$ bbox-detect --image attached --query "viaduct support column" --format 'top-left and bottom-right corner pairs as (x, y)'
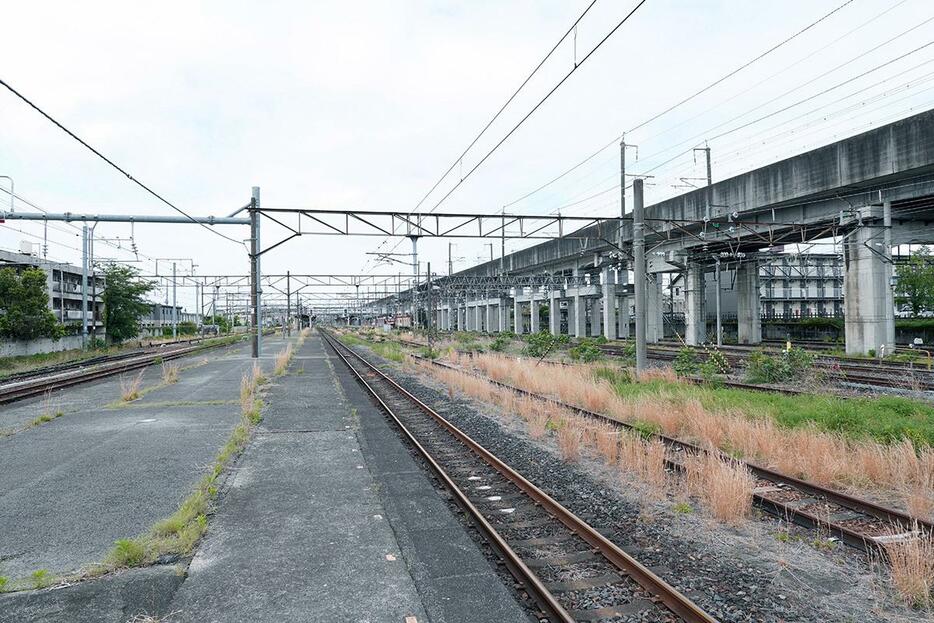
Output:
(499, 298), (509, 334)
(549, 293), (561, 335)
(572, 295), (586, 338)
(645, 275), (664, 343)
(684, 263), (706, 345)
(530, 298), (540, 333)
(513, 298), (523, 334)
(602, 267), (617, 340)
(487, 302), (497, 333)
(737, 262), (762, 345)
(590, 299), (602, 337)
(844, 204), (895, 355)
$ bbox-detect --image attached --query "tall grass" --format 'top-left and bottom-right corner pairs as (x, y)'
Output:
(450, 353), (934, 518)
(883, 527), (934, 609)
(120, 370), (145, 402)
(274, 344), (293, 376)
(161, 361), (180, 384)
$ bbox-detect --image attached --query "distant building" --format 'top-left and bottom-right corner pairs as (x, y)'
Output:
(0, 248), (105, 333)
(139, 303), (201, 336)
(669, 252), (844, 319)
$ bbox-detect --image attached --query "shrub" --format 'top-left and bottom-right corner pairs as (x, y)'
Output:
(490, 335), (511, 352)
(525, 331), (566, 358)
(569, 339), (603, 362)
(746, 348), (814, 384)
(672, 347), (698, 376)
(419, 346), (440, 359)
(706, 350), (731, 375)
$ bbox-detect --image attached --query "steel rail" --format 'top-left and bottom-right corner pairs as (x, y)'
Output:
(322, 329), (718, 623)
(398, 346), (931, 553)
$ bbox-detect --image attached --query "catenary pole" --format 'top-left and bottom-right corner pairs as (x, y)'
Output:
(251, 187), (262, 358)
(172, 262), (177, 340)
(81, 225), (89, 348)
(633, 178), (647, 375)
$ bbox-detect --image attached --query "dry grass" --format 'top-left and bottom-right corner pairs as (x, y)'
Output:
(452, 352), (934, 519)
(120, 370), (145, 402)
(161, 361), (180, 384)
(883, 527), (934, 609)
(251, 361), (266, 386)
(684, 453), (754, 524)
(274, 344), (293, 376)
(556, 419), (582, 462)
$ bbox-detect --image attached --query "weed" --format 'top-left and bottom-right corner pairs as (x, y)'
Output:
(556, 419), (582, 462)
(161, 361), (180, 384)
(490, 335), (511, 352)
(673, 348), (699, 376)
(152, 356), (163, 365)
(672, 502), (694, 514)
(774, 531), (791, 543)
(569, 339), (603, 362)
(120, 370), (145, 402)
(274, 344), (294, 375)
(108, 539), (146, 567)
(0, 576), (7, 591)
(31, 569), (51, 589)
(684, 453), (754, 524)
(883, 527), (934, 609)
(251, 362), (267, 386)
(746, 348), (814, 384)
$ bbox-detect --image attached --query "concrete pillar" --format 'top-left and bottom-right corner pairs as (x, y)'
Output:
(684, 263), (706, 345)
(590, 299), (602, 337)
(844, 207), (894, 355)
(737, 262), (762, 345)
(549, 294), (561, 335)
(617, 297), (629, 338)
(486, 303), (496, 333)
(513, 299), (523, 334)
(499, 299), (509, 334)
(602, 267), (616, 340)
(528, 298), (539, 333)
(572, 295), (586, 338)
(645, 276), (664, 343)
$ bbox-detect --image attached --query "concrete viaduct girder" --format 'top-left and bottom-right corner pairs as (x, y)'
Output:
(375, 110), (934, 354)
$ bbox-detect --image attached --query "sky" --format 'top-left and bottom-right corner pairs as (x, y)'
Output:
(1, 0), (932, 313)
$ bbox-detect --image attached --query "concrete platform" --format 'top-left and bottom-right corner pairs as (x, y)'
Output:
(1, 331), (531, 622)
(0, 336), (288, 580)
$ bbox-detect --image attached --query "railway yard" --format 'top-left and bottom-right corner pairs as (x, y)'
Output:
(0, 326), (931, 622)
(5, 2), (934, 621)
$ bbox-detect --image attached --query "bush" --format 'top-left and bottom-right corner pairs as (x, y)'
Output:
(490, 335), (511, 352)
(569, 339), (603, 362)
(673, 347), (698, 376)
(178, 321), (198, 336)
(706, 350), (731, 375)
(524, 331), (567, 358)
(746, 348), (814, 384)
(419, 346), (440, 359)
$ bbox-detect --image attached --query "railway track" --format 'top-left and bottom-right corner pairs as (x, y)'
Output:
(322, 330), (718, 623)
(600, 343), (934, 392)
(404, 352), (932, 555)
(0, 336), (242, 404)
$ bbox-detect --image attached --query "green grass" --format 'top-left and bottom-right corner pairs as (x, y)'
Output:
(0, 576), (8, 592)
(339, 333), (367, 347)
(592, 367), (934, 446)
(30, 569), (51, 589)
(672, 502), (694, 514)
(370, 341), (405, 363)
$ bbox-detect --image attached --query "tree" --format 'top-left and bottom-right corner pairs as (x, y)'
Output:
(0, 267), (63, 340)
(102, 264), (155, 344)
(895, 246), (934, 316)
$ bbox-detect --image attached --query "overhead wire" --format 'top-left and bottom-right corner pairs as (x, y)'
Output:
(500, 0), (865, 209)
(0, 77), (247, 247)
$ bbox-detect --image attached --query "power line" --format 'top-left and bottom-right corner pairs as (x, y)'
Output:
(410, 0), (600, 216)
(426, 0), (648, 215)
(0, 77), (246, 247)
(501, 0), (859, 209)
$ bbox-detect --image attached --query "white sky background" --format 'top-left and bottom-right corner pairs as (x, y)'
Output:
(1, 0), (932, 312)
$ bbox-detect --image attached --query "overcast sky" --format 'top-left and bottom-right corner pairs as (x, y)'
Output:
(1, 0), (931, 312)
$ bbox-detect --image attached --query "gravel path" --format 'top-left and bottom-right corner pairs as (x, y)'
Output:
(348, 343), (927, 623)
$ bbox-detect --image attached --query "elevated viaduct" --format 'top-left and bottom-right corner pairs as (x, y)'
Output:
(373, 109), (934, 354)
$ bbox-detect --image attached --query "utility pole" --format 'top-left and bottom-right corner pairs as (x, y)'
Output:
(286, 270), (291, 336)
(410, 236), (419, 329)
(81, 225), (89, 348)
(633, 179), (647, 375)
(694, 145), (712, 220)
(500, 210), (506, 276)
(427, 261), (433, 353)
(714, 256), (722, 346)
(172, 262), (177, 340)
(250, 186), (262, 358)
(448, 242), (454, 276)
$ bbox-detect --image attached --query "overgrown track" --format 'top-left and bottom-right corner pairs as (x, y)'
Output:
(322, 330), (718, 623)
(413, 354), (933, 555)
(0, 337), (241, 404)
(599, 343), (934, 392)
